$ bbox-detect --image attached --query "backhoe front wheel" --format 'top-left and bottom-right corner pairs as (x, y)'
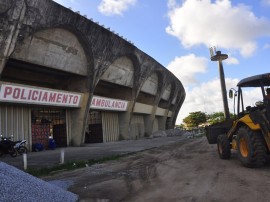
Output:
(217, 134), (231, 159)
(237, 127), (267, 168)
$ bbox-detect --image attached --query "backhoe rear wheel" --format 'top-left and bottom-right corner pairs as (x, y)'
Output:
(236, 126), (267, 168)
(217, 134), (231, 159)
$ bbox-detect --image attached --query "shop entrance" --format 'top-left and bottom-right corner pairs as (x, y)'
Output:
(31, 107), (67, 149)
(85, 111), (103, 143)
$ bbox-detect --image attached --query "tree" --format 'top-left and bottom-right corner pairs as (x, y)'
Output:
(207, 112), (225, 125)
(183, 111), (207, 128)
(207, 112), (235, 125)
(175, 124), (185, 129)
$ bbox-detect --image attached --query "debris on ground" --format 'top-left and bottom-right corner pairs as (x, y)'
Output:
(0, 162), (78, 202)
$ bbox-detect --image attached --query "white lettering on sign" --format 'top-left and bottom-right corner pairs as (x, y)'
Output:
(90, 96), (128, 111)
(0, 84), (81, 107)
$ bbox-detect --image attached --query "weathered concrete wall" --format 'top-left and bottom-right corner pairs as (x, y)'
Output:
(0, 0), (186, 145)
(101, 56), (134, 87)
(141, 73), (158, 95)
(12, 28), (88, 76)
(161, 84), (171, 100)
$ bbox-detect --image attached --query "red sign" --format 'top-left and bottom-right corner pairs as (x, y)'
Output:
(91, 96), (128, 111)
(0, 83), (81, 107)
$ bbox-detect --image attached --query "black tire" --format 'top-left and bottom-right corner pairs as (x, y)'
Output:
(217, 134), (231, 159)
(0, 149), (4, 157)
(9, 148), (17, 157)
(18, 146), (28, 155)
(236, 126), (267, 168)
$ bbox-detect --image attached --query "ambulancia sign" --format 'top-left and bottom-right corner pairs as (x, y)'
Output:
(91, 96), (128, 111)
(0, 83), (81, 107)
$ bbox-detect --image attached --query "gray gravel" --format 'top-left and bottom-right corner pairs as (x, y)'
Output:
(47, 180), (75, 190)
(0, 162), (78, 202)
(151, 128), (187, 138)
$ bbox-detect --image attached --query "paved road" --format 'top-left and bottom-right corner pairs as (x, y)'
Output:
(1, 135), (187, 170)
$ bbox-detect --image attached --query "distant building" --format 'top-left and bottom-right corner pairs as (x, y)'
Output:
(0, 0), (185, 150)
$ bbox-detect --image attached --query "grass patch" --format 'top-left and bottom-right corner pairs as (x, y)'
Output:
(27, 154), (126, 177)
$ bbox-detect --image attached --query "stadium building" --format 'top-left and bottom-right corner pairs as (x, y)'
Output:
(0, 0), (185, 150)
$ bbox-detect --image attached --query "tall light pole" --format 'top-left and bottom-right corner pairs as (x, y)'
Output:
(210, 48), (230, 120)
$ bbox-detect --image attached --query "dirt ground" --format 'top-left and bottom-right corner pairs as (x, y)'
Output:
(43, 136), (270, 202)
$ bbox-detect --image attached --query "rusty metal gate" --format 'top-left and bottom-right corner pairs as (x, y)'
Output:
(101, 111), (119, 142)
(85, 111), (119, 143)
(31, 107), (67, 148)
(85, 111), (103, 143)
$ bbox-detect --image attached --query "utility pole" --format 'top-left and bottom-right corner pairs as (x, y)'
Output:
(209, 48), (230, 120)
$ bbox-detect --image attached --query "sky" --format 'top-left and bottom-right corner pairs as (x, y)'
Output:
(52, 0), (270, 124)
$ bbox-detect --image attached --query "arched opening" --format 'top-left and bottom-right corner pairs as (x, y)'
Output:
(85, 56), (134, 143)
(0, 28), (89, 149)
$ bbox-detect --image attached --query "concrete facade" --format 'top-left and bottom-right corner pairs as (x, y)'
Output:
(0, 0), (185, 148)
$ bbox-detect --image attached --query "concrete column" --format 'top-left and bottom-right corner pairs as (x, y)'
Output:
(166, 117), (174, 129)
(158, 116), (167, 130)
(118, 111), (131, 140)
(144, 105), (157, 137)
(0, 1), (26, 75)
(211, 51), (229, 120)
(218, 60), (230, 120)
(70, 92), (90, 146)
(144, 114), (154, 137)
(119, 100), (134, 140)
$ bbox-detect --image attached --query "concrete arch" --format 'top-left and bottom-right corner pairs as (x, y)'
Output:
(169, 93), (186, 128)
(155, 82), (172, 131)
(151, 69), (166, 97)
(124, 54), (141, 98)
(8, 27), (95, 146)
(100, 56), (134, 88)
(171, 86), (181, 105)
(132, 70), (164, 137)
(95, 54), (141, 141)
(158, 82), (172, 110)
(165, 81), (177, 109)
(94, 56), (135, 101)
(140, 72), (158, 96)
(161, 83), (172, 101)
(169, 81), (177, 101)
(11, 28), (89, 76)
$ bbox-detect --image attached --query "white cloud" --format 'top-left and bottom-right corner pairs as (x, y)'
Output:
(98, 0), (137, 16)
(263, 43), (270, 50)
(167, 0), (177, 9)
(176, 77), (265, 124)
(166, 0), (270, 57)
(225, 56), (239, 65)
(167, 54), (208, 86)
(176, 77), (239, 124)
(262, 0), (270, 6)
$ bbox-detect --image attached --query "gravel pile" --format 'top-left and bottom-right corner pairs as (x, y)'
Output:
(0, 162), (78, 202)
(151, 128), (186, 138)
(166, 128), (187, 136)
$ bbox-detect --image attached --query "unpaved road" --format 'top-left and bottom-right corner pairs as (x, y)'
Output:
(43, 136), (270, 202)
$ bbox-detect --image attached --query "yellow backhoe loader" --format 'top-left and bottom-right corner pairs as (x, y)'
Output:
(206, 73), (270, 167)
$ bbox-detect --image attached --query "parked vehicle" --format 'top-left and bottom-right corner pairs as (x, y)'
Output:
(206, 73), (270, 168)
(0, 137), (17, 157)
(14, 139), (28, 155)
(0, 136), (28, 157)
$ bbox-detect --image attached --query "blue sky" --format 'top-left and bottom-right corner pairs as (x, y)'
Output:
(53, 0), (270, 123)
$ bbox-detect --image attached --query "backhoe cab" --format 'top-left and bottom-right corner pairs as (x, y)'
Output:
(206, 73), (270, 167)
